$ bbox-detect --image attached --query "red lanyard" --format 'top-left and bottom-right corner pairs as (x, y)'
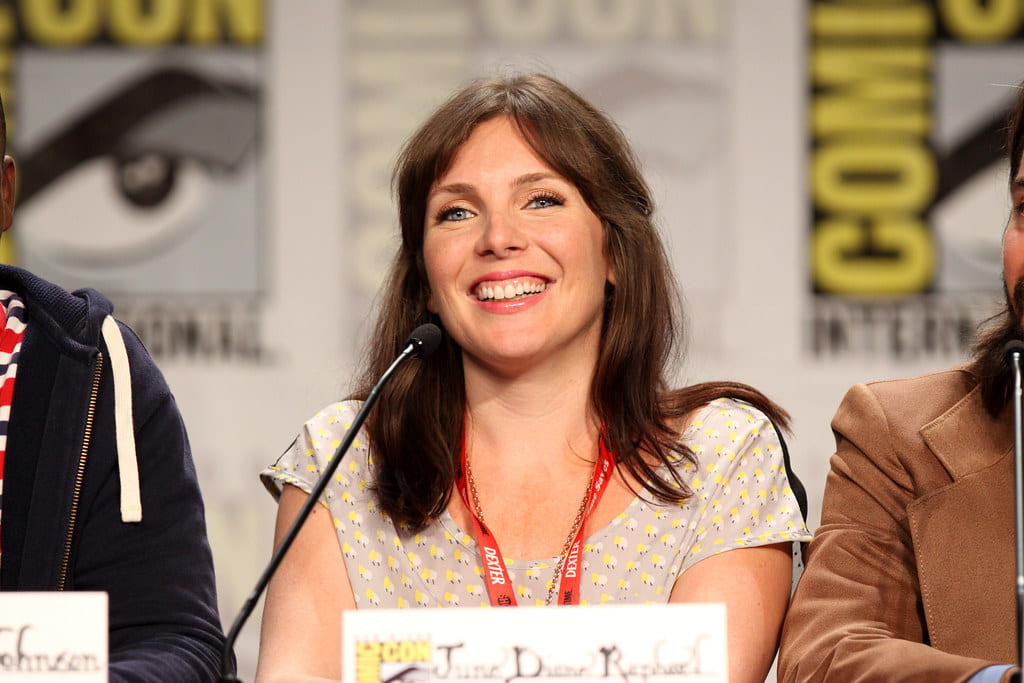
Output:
(456, 432), (614, 606)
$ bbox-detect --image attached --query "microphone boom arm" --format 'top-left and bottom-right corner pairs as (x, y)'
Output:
(1004, 339), (1024, 676)
(219, 324), (441, 681)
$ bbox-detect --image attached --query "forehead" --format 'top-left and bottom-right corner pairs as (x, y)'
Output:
(439, 116), (553, 180)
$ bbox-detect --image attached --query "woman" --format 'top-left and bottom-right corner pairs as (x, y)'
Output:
(257, 73), (810, 683)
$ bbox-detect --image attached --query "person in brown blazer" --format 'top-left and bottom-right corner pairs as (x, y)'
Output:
(778, 84), (1024, 683)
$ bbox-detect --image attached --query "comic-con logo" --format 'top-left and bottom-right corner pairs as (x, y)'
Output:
(1, 0), (265, 361)
(808, 0), (1024, 358)
(356, 640), (432, 683)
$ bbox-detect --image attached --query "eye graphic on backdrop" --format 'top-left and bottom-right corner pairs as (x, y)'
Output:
(932, 103), (1015, 293)
(13, 66), (258, 270)
(117, 152), (179, 208)
(579, 63), (726, 312)
(583, 65), (721, 174)
(18, 155), (209, 268)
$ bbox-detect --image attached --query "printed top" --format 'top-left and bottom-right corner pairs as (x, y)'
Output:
(260, 397), (811, 607)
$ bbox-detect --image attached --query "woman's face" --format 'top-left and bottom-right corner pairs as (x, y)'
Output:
(422, 116), (613, 377)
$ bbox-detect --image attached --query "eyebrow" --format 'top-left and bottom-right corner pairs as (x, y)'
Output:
(429, 182), (475, 198)
(429, 172), (564, 200)
(512, 172), (560, 188)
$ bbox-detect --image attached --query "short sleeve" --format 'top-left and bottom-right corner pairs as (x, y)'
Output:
(680, 398), (812, 572)
(260, 401), (372, 517)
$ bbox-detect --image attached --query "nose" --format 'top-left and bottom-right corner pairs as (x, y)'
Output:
(476, 209), (527, 258)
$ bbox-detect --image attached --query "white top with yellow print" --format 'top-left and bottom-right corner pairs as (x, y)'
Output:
(261, 397), (811, 608)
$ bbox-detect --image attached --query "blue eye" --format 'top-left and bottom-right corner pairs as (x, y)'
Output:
(528, 193), (563, 209)
(439, 206), (474, 222)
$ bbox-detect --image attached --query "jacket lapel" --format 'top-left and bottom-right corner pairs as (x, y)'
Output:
(908, 387), (1015, 661)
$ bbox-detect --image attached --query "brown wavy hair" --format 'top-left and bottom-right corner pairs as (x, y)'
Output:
(354, 73), (790, 529)
(970, 81), (1024, 416)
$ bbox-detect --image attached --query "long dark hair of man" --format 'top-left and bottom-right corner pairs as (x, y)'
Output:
(970, 81), (1024, 417)
(354, 73), (789, 530)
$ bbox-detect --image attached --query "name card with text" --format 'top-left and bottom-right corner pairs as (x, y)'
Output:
(343, 603), (726, 683)
(0, 592), (107, 682)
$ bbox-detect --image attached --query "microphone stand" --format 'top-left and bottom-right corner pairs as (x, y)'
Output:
(1005, 340), (1024, 676)
(219, 324), (441, 682)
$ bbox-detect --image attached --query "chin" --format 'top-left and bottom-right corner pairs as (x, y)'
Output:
(475, 342), (546, 366)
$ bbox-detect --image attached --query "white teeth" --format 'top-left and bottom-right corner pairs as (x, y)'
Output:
(475, 280), (547, 302)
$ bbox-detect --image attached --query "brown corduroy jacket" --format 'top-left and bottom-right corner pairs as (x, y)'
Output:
(779, 367), (1018, 683)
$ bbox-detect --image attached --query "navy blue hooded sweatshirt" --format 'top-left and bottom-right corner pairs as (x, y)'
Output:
(0, 265), (224, 681)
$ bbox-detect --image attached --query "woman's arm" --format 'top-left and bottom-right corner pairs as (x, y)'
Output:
(670, 543), (792, 683)
(256, 484), (357, 683)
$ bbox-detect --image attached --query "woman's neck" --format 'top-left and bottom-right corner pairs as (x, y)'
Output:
(462, 361), (599, 474)
(452, 358), (611, 560)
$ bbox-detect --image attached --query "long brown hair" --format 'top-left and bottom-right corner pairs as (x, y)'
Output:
(355, 73), (790, 530)
(970, 81), (1024, 416)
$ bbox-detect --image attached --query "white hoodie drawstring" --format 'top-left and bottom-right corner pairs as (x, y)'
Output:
(100, 316), (141, 523)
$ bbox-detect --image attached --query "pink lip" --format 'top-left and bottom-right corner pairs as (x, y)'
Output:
(476, 291), (547, 314)
(469, 270), (551, 315)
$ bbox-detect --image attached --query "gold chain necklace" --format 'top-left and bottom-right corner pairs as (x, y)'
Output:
(464, 454), (597, 605)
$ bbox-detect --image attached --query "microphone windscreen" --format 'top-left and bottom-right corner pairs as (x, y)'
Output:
(1003, 339), (1024, 363)
(407, 323), (443, 359)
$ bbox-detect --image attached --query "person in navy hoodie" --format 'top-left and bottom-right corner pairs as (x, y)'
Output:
(0, 94), (225, 681)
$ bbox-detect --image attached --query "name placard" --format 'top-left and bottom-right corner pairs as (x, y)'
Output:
(343, 603), (726, 683)
(0, 592), (107, 681)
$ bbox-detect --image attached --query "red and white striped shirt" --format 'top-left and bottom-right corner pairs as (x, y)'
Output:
(0, 290), (28, 574)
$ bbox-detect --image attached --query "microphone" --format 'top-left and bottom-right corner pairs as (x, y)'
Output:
(407, 322), (443, 359)
(1004, 339), (1024, 676)
(219, 323), (443, 681)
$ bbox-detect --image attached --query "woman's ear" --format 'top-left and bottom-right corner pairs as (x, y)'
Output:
(606, 250), (617, 286)
(603, 224), (617, 286)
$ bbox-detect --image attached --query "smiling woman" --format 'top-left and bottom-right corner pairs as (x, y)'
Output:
(422, 116), (610, 378)
(256, 72), (811, 683)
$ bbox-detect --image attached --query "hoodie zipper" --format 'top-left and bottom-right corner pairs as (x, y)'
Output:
(57, 352), (103, 590)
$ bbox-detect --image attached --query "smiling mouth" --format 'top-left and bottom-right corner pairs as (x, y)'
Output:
(474, 278), (548, 302)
